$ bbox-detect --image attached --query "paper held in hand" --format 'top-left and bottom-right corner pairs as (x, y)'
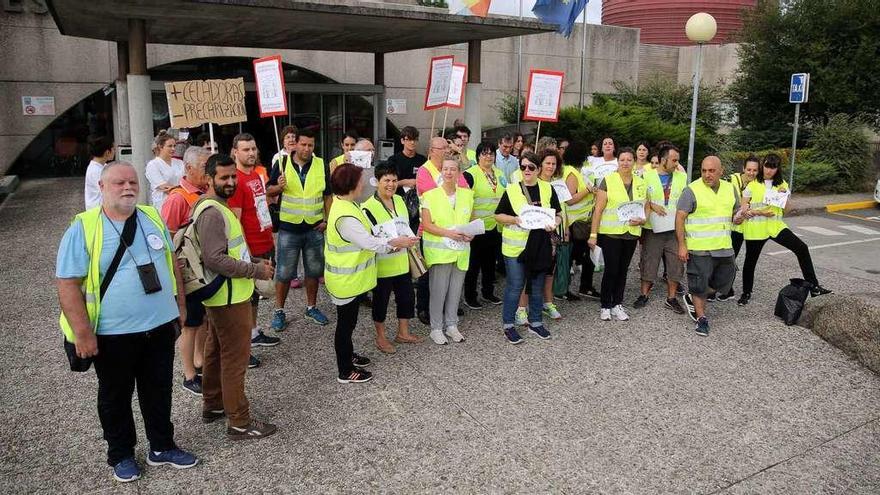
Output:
(455, 219), (486, 237)
(616, 201), (646, 223)
(349, 150), (373, 168)
(518, 205), (556, 230)
(443, 238), (469, 251)
(763, 190), (790, 209)
(371, 219), (398, 239)
(649, 207), (676, 233)
(590, 163), (618, 184)
(550, 180), (572, 202)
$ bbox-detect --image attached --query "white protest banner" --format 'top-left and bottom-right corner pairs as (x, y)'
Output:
(649, 209), (676, 233)
(551, 180), (572, 202)
(349, 150), (373, 169)
(591, 163), (618, 184)
(424, 55), (454, 110)
(519, 205), (556, 230)
(524, 69), (564, 122)
(764, 190), (790, 209)
(446, 63), (467, 108)
(617, 201), (646, 223)
(252, 55), (287, 118)
(165, 78), (247, 128)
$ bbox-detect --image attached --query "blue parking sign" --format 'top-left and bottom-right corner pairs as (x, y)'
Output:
(789, 73), (810, 103)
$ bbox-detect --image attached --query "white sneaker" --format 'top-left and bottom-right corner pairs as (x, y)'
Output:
(515, 307), (528, 326)
(611, 305), (630, 321)
(600, 308), (611, 321)
(429, 329), (448, 345)
(445, 326), (465, 343)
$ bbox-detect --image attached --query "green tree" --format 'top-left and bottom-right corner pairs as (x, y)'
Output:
(608, 79), (732, 133)
(729, 0), (880, 147)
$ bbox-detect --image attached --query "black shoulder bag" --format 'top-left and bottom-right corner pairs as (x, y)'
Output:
(64, 213), (137, 372)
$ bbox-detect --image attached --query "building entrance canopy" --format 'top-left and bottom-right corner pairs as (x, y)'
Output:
(48, 0), (551, 53)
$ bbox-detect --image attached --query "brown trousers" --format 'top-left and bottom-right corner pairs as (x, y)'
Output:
(203, 301), (253, 428)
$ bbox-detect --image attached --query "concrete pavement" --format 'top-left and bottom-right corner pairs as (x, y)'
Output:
(1, 178), (879, 494)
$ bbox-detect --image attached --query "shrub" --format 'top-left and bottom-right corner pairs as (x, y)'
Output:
(608, 79), (732, 132)
(793, 162), (839, 192)
(719, 148), (816, 173)
(809, 114), (873, 190)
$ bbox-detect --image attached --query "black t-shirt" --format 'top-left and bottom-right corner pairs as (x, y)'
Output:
(386, 152), (426, 196)
(495, 183), (561, 216)
(267, 155), (332, 232)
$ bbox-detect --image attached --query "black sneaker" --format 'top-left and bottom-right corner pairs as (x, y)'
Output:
(482, 293), (503, 305)
(716, 289), (735, 302)
(251, 330), (281, 348)
(810, 285), (833, 297)
(665, 297), (686, 315)
(504, 327), (524, 345)
(337, 368), (373, 384)
(676, 284), (685, 296)
(737, 293), (751, 306)
(361, 293), (373, 307)
(463, 298), (484, 310)
(684, 293), (698, 322)
(227, 419), (278, 440)
(633, 295), (649, 309)
(202, 409), (225, 424)
(195, 366), (202, 377)
(557, 291), (581, 302)
(352, 353), (371, 367)
(578, 287), (601, 299)
(418, 310), (430, 325)
(248, 355), (260, 369)
(706, 292), (718, 302)
(528, 325), (551, 340)
(695, 316), (710, 337)
(182, 376), (202, 397)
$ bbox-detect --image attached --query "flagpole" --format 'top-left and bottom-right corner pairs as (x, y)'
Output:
(579, 6), (587, 108)
(515, 0), (523, 132)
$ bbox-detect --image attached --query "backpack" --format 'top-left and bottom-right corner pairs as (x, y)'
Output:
(172, 202), (227, 301)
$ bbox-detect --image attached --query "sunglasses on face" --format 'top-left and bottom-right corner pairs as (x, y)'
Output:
(519, 163), (537, 171)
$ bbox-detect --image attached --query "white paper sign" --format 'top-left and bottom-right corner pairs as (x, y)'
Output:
(425, 56), (454, 110)
(21, 96), (55, 116)
(456, 219), (485, 237)
(349, 150), (373, 169)
(524, 70), (564, 122)
(446, 64), (467, 108)
(764, 190), (790, 209)
(617, 201), (646, 223)
(649, 208), (676, 233)
(443, 238), (469, 251)
(386, 99), (407, 115)
(591, 163), (618, 184)
(551, 180), (572, 202)
(371, 219), (399, 239)
(393, 217), (415, 237)
(252, 55), (287, 117)
(519, 205), (556, 230)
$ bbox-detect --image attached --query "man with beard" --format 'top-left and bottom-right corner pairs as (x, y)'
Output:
(193, 154), (278, 440)
(56, 162), (198, 482)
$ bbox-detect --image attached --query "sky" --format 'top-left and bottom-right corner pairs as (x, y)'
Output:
(488, 0), (603, 24)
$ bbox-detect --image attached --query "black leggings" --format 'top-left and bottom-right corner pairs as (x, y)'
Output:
(372, 273), (415, 323)
(570, 239), (596, 292)
(598, 235), (638, 309)
(742, 228), (818, 295)
(334, 296), (362, 376)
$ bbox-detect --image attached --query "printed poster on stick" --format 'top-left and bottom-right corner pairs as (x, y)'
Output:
(252, 55), (288, 118)
(524, 69), (564, 122)
(165, 78), (247, 128)
(424, 55), (455, 110)
(446, 63), (467, 108)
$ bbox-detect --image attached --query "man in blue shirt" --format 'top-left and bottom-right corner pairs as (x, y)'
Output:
(495, 133), (519, 182)
(56, 162), (198, 482)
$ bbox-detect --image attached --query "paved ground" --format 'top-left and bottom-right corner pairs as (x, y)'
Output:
(2, 178), (879, 494)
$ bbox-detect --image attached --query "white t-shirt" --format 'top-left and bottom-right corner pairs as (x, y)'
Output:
(84, 160), (103, 209)
(145, 157), (185, 211)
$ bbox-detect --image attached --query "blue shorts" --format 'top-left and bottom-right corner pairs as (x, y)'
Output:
(275, 229), (324, 283)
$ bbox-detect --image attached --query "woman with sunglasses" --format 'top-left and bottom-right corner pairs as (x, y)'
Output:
(495, 152), (562, 344)
(738, 153), (832, 305)
(589, 147), (648, 321)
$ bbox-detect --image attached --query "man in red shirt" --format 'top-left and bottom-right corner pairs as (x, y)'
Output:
(228, 133), (281, 350)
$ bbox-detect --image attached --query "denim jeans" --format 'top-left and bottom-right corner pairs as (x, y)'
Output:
(274, 228), (324, 283)
(502, 256), (545, 326)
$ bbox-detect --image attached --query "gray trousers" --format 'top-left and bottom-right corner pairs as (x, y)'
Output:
(428, 263), (466, 332)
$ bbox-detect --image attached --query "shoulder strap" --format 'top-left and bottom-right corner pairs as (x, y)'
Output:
(99, 212), (137, 299)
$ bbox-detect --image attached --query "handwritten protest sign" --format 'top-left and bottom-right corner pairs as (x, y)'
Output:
(253, 56), (287, 118)
(524, 69), (564, 122)
(165, 78), (247, 128)
(424, 56), (454, 111)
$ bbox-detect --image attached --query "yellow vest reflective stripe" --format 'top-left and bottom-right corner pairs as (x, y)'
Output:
(195, 199), (256, 307)
(501, 181), (552, 258)
(598, 172), (647, 236)
(466, 165), (505, 232)
(685, 179), (736, 251)
(642, 169), (687, 230)
(422, 187), (474, 270)
(280, 156), (326, 224)
(562, 164), (592, 224)
(59, 205), (177, 342)
(361, 195), (410, 278)
(742, 180), (788, 240)
(324, 198), (378, 298)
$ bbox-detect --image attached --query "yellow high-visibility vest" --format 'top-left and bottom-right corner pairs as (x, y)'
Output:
(324, 198), (378, 298)
(500, 181), (552, 258)
(421, 186), (474, 270)
(598, 172), (647, 237)
(742, 180), (789, 240)
(196, 199), (256, 307)
(362, 195), (410, 278)
(465, 164), (505, 232)
(280, 155), (326, 224)
(642, 168), (687, 230)
(685, 179), (736, 251)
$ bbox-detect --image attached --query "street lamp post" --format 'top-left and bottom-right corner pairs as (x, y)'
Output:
(684, 12), (717, 180)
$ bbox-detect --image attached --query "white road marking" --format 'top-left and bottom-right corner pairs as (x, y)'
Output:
(797, 226), (845, 236)
(839, 224), (880, 235)
(768, 237), (880, 255)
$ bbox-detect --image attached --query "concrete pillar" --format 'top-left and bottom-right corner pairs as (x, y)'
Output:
(375, 53), (386, 140)
(465, 40), (482, 146)
(113, 41), (131, 147)
(126, 19), (152, 204)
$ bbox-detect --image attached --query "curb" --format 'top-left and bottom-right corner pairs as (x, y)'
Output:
(825, 200), (878, 213)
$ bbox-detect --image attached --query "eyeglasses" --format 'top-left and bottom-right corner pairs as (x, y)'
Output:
(519, 163), (537, 171)
(480, 150), (494, 156)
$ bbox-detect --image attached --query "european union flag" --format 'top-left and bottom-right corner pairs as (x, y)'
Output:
(532, 0), (588, 37)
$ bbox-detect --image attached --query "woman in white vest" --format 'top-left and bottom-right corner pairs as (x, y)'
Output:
(421, 155), (475, 345)
(325, 164), (418, 383)
(362, 163), (423, 354)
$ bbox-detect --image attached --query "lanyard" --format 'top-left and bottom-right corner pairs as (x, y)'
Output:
(104, 212), (155, 266)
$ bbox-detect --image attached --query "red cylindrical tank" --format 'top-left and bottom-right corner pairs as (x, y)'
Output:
(602, 0), (757, 46)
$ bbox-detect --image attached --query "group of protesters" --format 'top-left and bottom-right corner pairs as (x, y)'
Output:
(62, 124), (832, 482)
